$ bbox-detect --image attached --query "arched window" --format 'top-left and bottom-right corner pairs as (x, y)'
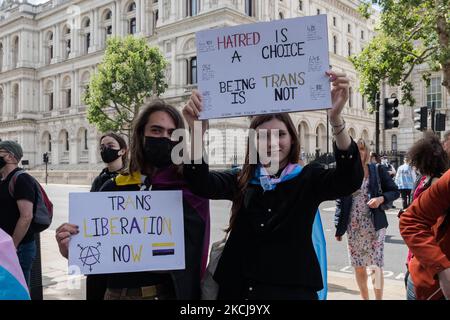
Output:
(12, 83), (19, 116)
(82, 18), (91, 54)
(186, 0), (200, 17)
(348, 128), (356, 139)
(333, 35), (337, 54)
(187, 57), (197, 85)
(0, 86), (4, 117)
(62, 76), (72, 108)
(45, 31), (54, 64)
(62, 26), (71, 59)
(348, 41), (352, 56)
(128, 2), (136, 12)
(0, 42), (4, 71)
(12, 36), (19, 68)
(44, 80), (54, 111)
(105, 10), (112, 20)
(65, 131), (70, 151)
(129, 17), (137, 34)
(103, 9), (113, 45)
(279, 12), (284, 20)
(245, 0), (255, 17)
(298, 121), (310, 153)
(348, 87), (353, 108)
(315, 124), (326, 152)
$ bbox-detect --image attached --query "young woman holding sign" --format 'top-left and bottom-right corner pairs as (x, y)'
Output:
(56, 101), (211, 300)
(182, 70), (364, 300)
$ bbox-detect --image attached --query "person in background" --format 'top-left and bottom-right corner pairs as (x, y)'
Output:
(443, 130), (450, 160)
(381, 156), (396, 178)
(400, 131), (449, 299)
(335, 139), (399, 300)
(0, 141), (36, 287)
(395, 157), (416, 209)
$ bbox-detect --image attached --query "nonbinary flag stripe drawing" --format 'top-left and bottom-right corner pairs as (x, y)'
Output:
(0, 228), (30, 300)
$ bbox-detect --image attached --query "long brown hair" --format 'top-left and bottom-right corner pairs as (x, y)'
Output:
(100, 132), (128, 171)
(227, 113), (300, 232)
(128, 100), (185, 175)
(357, 138), (370, 165)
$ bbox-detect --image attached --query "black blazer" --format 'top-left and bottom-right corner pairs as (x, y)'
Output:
(184, 141), (364, 299)
(334, 164), (400, 237)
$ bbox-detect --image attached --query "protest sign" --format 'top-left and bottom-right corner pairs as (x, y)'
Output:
(196, 15), (331, 119)
(68, 191), (185, 275)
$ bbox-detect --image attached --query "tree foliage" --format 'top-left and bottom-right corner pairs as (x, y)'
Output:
(84, 36), (168, 135)
(352, 0), (450, 112)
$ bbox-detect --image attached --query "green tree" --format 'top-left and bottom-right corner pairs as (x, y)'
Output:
(352, 0), (450, 111)
(84, 36), (168, 135)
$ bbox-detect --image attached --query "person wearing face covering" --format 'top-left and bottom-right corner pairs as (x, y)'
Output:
(53, 133), (128, 300)
(87, 133), (128, 300)
(90, 133), (128, 192)
(55, 100), (210, 300)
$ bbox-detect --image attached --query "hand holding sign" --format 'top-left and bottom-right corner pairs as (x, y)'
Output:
(326, 70), (350, 121)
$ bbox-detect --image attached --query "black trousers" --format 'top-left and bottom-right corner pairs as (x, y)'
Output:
(400, 189), (412, 209)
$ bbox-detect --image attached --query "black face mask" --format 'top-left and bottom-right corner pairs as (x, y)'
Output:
(0, 156), (6, 170)
(100, 147), (121, 164)
(144, 137), (176, 168)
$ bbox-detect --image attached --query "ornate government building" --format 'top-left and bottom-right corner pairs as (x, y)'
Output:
(0, 0), (377, 170)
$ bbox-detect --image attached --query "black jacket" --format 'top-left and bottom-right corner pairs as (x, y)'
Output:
(184, 141), (364, 299)
(90, 168), (120, 192)
(334, 163), (400, 237)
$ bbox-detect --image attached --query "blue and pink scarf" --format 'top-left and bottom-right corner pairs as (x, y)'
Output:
(249, 163), (328, 300)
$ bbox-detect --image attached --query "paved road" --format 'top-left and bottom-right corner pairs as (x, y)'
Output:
(43, 184), (408, 282)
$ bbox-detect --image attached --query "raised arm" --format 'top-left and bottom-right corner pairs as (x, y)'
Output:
(312, 70), (364, 201)
(182, 90), (238, 200)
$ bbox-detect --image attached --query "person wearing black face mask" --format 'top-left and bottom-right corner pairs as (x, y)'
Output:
(55, 101), (210, 301)
(143, 136), (177, 168)
(54, 133), (128, 301)
(90, 133), (128, 192)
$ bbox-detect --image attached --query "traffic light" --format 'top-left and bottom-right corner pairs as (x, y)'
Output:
(414, 106), (428, 131)
(435, 113), (446, 132)
(43, 152), (49, 164)
(384, 98), (399, 129)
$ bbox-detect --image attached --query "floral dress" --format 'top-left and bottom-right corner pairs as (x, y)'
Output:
(346, 177), (386, 268)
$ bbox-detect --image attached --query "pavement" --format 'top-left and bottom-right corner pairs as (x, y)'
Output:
(40, 230), (406, 301)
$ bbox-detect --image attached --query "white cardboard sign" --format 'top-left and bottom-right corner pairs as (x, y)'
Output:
(196, 15), (331, 119)
(68, 191), (185, 275)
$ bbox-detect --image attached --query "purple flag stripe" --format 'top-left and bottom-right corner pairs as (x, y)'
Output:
(152, 249), (175, 256)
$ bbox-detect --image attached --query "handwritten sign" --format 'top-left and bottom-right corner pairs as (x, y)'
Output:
(196, 15), (331, 119)
(68, 191), (185, 275)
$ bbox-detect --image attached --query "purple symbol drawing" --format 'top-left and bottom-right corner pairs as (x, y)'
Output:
(78, 242), (101, 272)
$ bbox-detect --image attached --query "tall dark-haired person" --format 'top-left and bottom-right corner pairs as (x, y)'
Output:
(182, 70), (364, 300)
(56, 101), (210, 300)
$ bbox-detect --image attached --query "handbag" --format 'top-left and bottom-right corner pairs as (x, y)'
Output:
(200, 236), (227, 300)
